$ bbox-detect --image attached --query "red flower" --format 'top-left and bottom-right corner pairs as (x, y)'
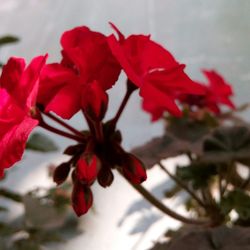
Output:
(107, 23), (204, 120)
(0, 56), (46, 177)
(38, 26), (121, 119)
(179, 70), (235, 114)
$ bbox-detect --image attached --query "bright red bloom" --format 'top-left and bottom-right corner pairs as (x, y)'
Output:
(0, 56), (46, 177)
(71, 182), (93, 216)
(107, 23), (204, 120)
(179, 70), (235, 114)
(38, 26), (121, 119)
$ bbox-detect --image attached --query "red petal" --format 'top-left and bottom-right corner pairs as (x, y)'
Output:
(140, 80), (182, 120)
(107, 34), (142, 87)
(45, 83), (81, 119)
(38, 63), (76, 106)
(61, 26), (121, 90)
(0, 116), (38, 175)
(0, 56), (46, 110)
(0, 57), (25, 92)
(109, 22), (125, 42)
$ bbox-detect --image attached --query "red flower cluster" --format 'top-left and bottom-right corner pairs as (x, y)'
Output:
(178, 70), (235, 114)
(107, 23), (205, 120)
(0, 23), (235, 216)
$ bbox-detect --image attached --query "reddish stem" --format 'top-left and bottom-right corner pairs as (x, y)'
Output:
(42, 111), (85, 138)
(111, 80), (137, 128)
(39, 120), (84, 142)
(94, 121), (104, 143)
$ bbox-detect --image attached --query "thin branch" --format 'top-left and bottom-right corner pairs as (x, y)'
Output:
(110, 80), (137, 128)
(39, 121), (84, 142)
(118, 170), (211, 226)
(158, 162), (206, 208)
(0, 188), (22, 202)
(42, 111), (85, 138)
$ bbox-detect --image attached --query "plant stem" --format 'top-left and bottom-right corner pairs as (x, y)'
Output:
(158, 162), (206, 208)
(119, 171), (211, 226)
(94, 121), (104, 143)
(111, 80), (137, 128)
(0, 188), (23, 202)
(130, 180), (210, 225)
(39, 121), (84, 142)
(42, 111), (85, 138)
(82, 110), (96, 135)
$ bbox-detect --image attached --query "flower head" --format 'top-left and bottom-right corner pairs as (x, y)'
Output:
(107, 23), (205, 120)
(0, 56), (46, 177)
(38, 26), (121, 120)
(178, 70), (235, 114)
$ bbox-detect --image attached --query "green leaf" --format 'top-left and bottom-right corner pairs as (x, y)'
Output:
(0, 35), (19, 47)
(166, 110), (217, 142)
(176, 162), (218, 188)
(221, 189), (250, 220)
(26, 133), (58, 152)
(203, 126), (250, 165)
(0, 188), (23, 202)
(0, 206), (8, 212)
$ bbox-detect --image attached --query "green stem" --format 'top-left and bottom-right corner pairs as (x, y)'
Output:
(110, 79), (137, 128)
(0, 188), (22, 202)
(119, 171), (211, 226)
(158, 162), (206, 208)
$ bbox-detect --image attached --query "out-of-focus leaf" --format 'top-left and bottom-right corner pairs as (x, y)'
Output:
(167, 111), (217, 142)
(221, 189), (250, 220)
(13, 239), (41, 250)
(26, 133), (58, 152)
(150, 226), (250, 250)
(0, 35), (19, 47)
(132, 133), (204, 168)
(0, 222), (17, 236)
(23, 192), (67, 229)
(0, 188), (22, 202)
(0, 206), (8, 212)
(203, 126), (250, 165)
(176, 162), (218, 189)
(164, 184), (182, 198)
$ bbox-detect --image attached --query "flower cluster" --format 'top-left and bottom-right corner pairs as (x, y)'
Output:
(0, 23), (235, 216)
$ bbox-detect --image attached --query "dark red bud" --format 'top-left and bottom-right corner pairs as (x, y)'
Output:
(71, 183), (93, 216)
(76, 154), (101, 185)
(97, 167), (114, 188)
(122, 154), (147, 184)
(53, 162), (71, 185)
(81, 80), (108, 121)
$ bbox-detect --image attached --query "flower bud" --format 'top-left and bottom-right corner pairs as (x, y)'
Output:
(72, 183), (93, 216)
(97, 167), (114, 188)
(53, 162), (71, 185)
(76, 154), (101, 185)
(81, 80), (108, 121)
(121, 154), (147, 184)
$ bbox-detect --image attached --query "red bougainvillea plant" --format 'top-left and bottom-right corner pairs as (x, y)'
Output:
(0, 23), (235, 222)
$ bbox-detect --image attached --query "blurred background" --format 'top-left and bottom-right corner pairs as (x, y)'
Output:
(0, 0), (250, 249)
